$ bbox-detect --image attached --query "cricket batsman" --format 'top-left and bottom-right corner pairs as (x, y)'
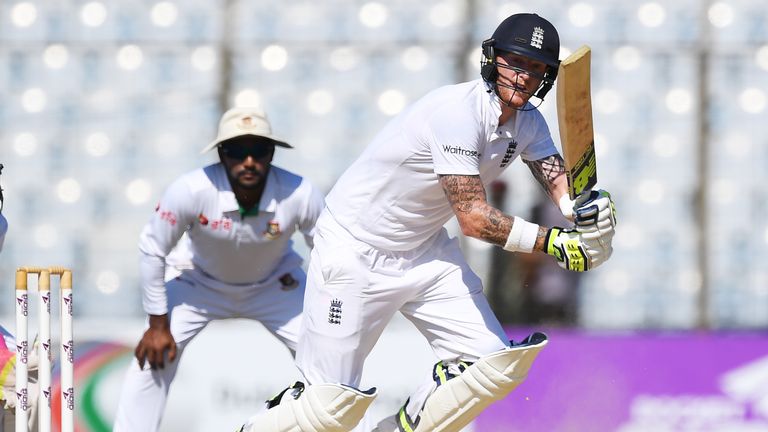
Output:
(237, 13), (615, 432)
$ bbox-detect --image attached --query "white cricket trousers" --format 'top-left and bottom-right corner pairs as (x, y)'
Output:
(296, 213), (509, 428)
(113, 270), (305, 432)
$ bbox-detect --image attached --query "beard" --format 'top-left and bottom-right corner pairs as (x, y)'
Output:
(232, 166), (268, 190)
(496, 80), (533, 105)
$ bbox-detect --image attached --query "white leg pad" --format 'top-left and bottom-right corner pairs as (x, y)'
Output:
(412, 333), (548, 432)
(240, 383), (377, 432)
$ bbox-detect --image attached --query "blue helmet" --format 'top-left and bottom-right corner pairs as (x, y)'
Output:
(481, 13), (561, 99)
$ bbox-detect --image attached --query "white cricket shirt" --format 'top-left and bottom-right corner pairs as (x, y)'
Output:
(0, 213), (6, 252)
(139, 163), (324, 315)
(325, 79), (558, 251)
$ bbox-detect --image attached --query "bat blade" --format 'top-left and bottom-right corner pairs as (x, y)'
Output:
(556, 45), (597, 200)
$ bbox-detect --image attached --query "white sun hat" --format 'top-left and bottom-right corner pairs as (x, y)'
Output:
(200, 105), (292, 154)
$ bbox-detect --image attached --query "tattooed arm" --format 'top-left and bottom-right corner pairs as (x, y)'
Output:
(439, 174), (548, 252)
(524, 154), (569, 204)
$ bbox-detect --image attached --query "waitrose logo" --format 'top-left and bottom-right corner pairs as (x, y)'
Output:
(442, 145), (481, 158)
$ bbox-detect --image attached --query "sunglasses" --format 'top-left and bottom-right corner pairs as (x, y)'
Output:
(219, 143), (274, 160)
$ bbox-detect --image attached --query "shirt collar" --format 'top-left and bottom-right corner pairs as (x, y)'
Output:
(483, 81), (502, 130)
(482, 81), (518, 141)
(211, 163), (238, 212)
(258, 168), (278, 213)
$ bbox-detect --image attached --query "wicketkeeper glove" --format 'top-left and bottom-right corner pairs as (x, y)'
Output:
(545, 226), (612, 272)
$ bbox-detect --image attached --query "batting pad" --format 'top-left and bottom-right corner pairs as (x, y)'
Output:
(412, 332), (548, 432)
(239, 383), (377, 432)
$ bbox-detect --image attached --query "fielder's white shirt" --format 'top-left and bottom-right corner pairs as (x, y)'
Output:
(0, 216), (8, 348)
(0, 212), (6, 252)
(139, 163), (324, 315)
(325, 79), (558, 251)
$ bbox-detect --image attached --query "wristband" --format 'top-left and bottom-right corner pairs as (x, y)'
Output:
(503, 217), (539, 253)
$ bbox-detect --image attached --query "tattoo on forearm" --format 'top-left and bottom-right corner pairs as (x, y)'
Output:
(439, 174), (513, 246)
(481, 206), (513, 245)
(439, 174), (485, 214)
(535, 225), (549, 252)
(525, 155), (565, 191)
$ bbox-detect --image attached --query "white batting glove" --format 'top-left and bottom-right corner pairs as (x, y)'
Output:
(579, 220), (614, 268)
(545, 226), (612, 272)
(559, 190), (617, 226)
(575, 189), (616, 257)
(574, 189), (616, 229)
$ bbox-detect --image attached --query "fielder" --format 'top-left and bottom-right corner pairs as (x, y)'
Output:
(113, 105), (325, 432)
(241, 13), (616, 432)
(0, 207), (17, 432)
(0, 163), (5, 253)
(0, 206), (11, 432)
(0, 178), (41, 432)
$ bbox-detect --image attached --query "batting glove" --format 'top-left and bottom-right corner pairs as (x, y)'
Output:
(575, 190), (616, 256)
(574, 189), (616, 228)
(559, 189), (617, 225)
(545, 226), (612, 272)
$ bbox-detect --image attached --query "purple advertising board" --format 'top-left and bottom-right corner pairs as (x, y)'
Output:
(476, 329), (768, 432)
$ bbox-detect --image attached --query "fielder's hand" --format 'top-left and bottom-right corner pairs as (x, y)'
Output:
(134, 314), (177, 370)
(545, 226), (612, 272)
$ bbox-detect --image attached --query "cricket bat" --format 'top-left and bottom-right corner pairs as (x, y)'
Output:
(556, 45), (597, 201)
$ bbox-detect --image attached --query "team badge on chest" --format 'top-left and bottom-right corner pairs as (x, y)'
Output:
(264, 220), (282, 239)
(328, 298), (343, 325)
(500, 140), (518, 168)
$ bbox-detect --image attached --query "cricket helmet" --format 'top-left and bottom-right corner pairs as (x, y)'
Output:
(481, 13), (561, 99)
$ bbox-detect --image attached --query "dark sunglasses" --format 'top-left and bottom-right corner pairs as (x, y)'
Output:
(219, 143), (274, 160)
